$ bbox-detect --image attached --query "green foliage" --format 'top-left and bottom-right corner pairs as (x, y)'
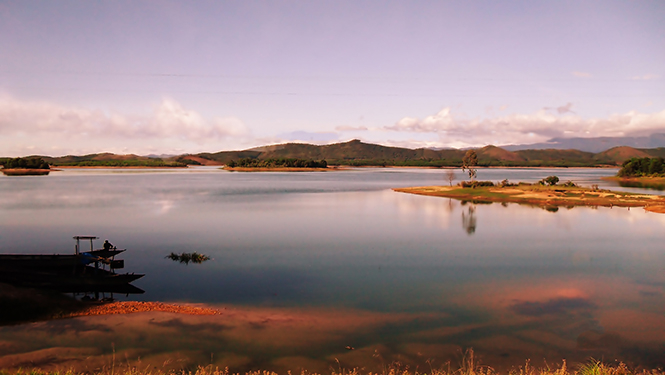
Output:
(227, 158), (327, 168)
(52, 159), (186, 167)
(175, 157), (202, 165)
(1, 157), (50, 169)
(165, 252), (211, 265)
(500, 179), (517, 187)
(462, 150), (478, 180)
(460, 180), (495, 188)
(618, 157), (665, 177)
(539, 176), (560, 186)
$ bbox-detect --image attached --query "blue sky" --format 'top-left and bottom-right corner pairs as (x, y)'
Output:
(1, 1), (663, 156)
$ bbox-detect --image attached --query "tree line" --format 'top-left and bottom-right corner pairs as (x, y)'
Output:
(52, 159), (186, 167)
(618, 157), (665, 177)
(0, 157), (50, 169)
(226, 158), (328, 168)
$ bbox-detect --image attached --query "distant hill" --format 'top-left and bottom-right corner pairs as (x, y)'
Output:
(13, 139), (665, 169)
(188, 139), (657, 167)
(39, 153), (185, 167)
(504, 133), (665, 153)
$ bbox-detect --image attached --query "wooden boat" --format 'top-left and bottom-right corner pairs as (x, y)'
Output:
(0, 236), (144, 292)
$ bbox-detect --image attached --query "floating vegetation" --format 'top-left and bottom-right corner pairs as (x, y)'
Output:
(165, 252), (211, 265)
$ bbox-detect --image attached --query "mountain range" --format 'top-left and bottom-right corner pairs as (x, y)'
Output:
(15, 135), (665, 168)
(503, 133), (665, 153)
(176, 139), (665, 168)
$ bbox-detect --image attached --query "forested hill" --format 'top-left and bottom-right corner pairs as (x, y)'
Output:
(8, 140), (665, 168)
(190, 140), (665, 167)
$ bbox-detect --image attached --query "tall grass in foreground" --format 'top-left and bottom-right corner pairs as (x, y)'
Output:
(1, 356), (663, 375)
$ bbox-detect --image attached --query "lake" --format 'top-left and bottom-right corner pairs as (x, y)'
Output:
(0, 167), (664, 373)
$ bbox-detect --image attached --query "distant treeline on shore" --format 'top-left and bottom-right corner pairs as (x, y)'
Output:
(0, 156), (50, 170)
(226, 158), (328, 169)
(50, 159), (187, 167)
(618, 157), (665, 177)
(5, 139), (665, 170)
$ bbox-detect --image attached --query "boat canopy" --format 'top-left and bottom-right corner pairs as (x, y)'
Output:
(73, 236), (100, 255)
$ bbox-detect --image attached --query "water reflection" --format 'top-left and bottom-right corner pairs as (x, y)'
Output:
(1, 168), (664, 370)
(461, 204), (477, 235)
(618, 180), (665, 191)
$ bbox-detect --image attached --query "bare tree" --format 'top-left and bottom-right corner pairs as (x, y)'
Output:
(445, 169), (456, 186)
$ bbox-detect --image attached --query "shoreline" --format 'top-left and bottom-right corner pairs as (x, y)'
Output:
(62, 301), (222, 318)
(394, 184), (665, 214)
(1, 168), (51, 176)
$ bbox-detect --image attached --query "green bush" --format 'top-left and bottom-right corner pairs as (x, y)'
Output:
(1, 157), (50, 169)
(227, 158), (327, 168)
(618, 157), (665, 177)
(539, 176), (560, 186)
(460, 180), (495, 188)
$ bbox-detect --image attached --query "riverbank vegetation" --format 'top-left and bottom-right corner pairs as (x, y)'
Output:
(617, 157), (665, 177)
(599, 157), (665, 190)
(51, 159), (186, 167)
(395, 178), (665, 214)
(225, 158), (328, 170)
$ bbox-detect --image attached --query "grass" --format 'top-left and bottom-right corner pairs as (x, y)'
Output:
(601, 177), (665, 191)
(393, 183), (665, 213)
(0, 356), (662, 375)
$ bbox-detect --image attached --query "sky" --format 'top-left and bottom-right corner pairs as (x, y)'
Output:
(0, 0), (664, 157)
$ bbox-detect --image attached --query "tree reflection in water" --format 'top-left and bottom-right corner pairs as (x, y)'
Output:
(461, 204), (477, 235)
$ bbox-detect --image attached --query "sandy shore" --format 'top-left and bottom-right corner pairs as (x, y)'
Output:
(394, 185), (665, 213)
(63, 301), (222, 317)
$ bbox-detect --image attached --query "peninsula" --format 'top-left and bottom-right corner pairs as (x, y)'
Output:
(394, 182), (665, 214)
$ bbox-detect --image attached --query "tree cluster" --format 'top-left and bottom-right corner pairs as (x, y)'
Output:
(618, 157), (665, 177)
(52, 159), (186, 167)
(1, 157), (50, 169)
(539, 176), (560, 186)
(227, 158), (328, 168)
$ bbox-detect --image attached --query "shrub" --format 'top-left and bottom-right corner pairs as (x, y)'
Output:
(500, 179), (517, 187)
(539, 176), (559, 186)
(461, 180), (495, 188)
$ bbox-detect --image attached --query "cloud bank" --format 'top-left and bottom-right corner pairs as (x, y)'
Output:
(1, 95), (664, 156)
(0, 96), (250, 156)
(386, 106), (665, 148)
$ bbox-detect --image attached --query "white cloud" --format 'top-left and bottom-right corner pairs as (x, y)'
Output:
(335, 125), (368, 131)
(386, 107), (665, 148)
(0, 95), (251, 156)
(275, 130), (339, 144)
(572, 71), (592, 78)
(631, 74), (660, 80)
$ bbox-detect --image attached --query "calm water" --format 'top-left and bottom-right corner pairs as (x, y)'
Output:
(1, 167), (664, 372)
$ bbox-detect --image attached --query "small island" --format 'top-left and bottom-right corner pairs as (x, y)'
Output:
(0, 157), (51, 176)
(394, 176), (665, 214)
(224, 158), (330, 172)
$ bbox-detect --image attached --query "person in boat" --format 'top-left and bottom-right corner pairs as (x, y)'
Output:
(103, 240), (114, 251)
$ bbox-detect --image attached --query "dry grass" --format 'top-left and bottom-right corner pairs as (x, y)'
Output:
(393, 184), (665, 213)
(1, 351), (662, 375)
